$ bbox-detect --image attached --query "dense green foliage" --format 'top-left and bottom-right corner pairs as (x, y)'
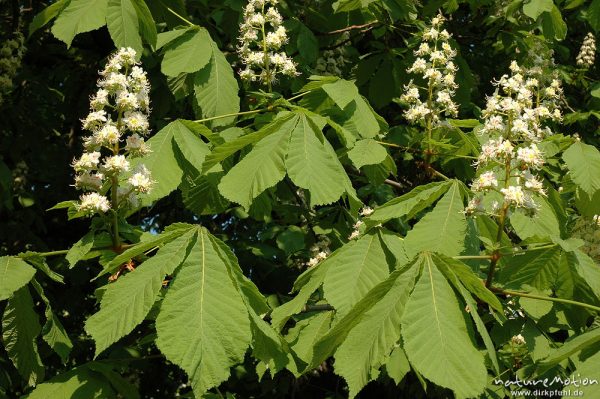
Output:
(2, 0), (600, 398)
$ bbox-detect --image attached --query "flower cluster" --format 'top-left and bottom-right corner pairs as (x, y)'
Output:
(237, 0), (298, 86)
(314, 32), (351, 77)
(576, 33), (596, 69)
(348, 207), (374, 240)
(571, 215), (600, 261)
(0, 32), (25, 105)
(73, 48), (153, 216)
(466, 61), (562, 216)
(400, 13), (459, 125)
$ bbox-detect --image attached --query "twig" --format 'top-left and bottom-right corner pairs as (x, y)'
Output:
(325, 21), (379, 35)
(384, 179), (404, 190)
(490, 287), (600, 313)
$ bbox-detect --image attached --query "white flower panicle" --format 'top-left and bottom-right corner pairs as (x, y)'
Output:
(73, 48), (154, 217)
(237, 0), (298, 85)
(401, 13), (459, 125)
(467, 61), (561, 216)
(576, 33), (596, 69)
(306, 236), (331, 268)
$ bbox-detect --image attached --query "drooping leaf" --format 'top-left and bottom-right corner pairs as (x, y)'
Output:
(563, 141), (600, 197)
(285, 113), (347, 206)
(155, 228), (252, 398)
(106, 0), (143, 54)
(193, 42), (240, 128)
(323, 230), (393, 317)
(130, 0), (157, 47)
(539, 327), (600, 367)
(331, 264), (421, 398)
(510, 195), (561, 240)
(51, 0), (109, 47)
(161, 27), (213, 77)
(66, 231), (95, 268)
(2, 287), (44, 386)
(401, 253), (487, 398)
(0, 256), (36, 301)
(86, 230), (197, 356)
(522, 0), (553, 19)
(385, 346), (411, 385)
(404, 180), (467, 258)
(285, 311), (334, 375)
(30, 279), (73, 363)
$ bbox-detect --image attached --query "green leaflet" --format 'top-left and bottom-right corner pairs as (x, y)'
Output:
(218, 116), (295, 209)
(29, 0), (70, 37)
(562, 141), (600, 197)
(130, 0), (157, 48)
(0, 256), (36, 301)
(99, 223), (196, 277)
(2, 287), (44, 386)
(194, 41), (240, 128)
(31, 279), (73, 363)
(134, 120), (210, 204)
(161, 27), (213, 77)
(365, 180), (452, 224)
(330, 263), (421, 398)
(539, 327), (600, 367)
(347, 138), (388, 169)
(22, 364), (130, 399)
(106, 0), (143, 55)
(65, 230), (95, 268)
(497, 246), (563, 292)
(51, 0), (108, 47)
(401, 253), (487, 398)
(155, 228), (252, 398)
(323, 230), (393, 318)
(510, 194), (561, 240)
(86, 230), (197, 356)
(404, 180), (467, 258)
(285, 311), (334, 375)
(522, 0), (554, 19)
(285, 113), (347, 206)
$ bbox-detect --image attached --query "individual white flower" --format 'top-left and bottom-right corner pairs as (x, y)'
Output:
(90, 89), (109, 110)
(517, 144), (544, 169)
(501, 186), (526, 207)
(511, 334), (526, 345)
(125, 133), (151, 156)
(72, 151), (101, 172)
(415, 43), (430, 56)
(116, 90), (139, 111)
(407, 58), (427, 74)
(128, 166), (153, 193)
(102, 154), (130, 174)
(464, 197), (485, 215)
(524, 172), (545, 195)
(471, 171), (498, 191)
(74, 172), (104, 191)
(100, 72), (128, 92)
(122, 111), (149, 134)
(82, 110), (108, 131)
(359, 206), (374, 217)
(348, 230), (360, 240)
(94, 123), (121, 146)
(77, 192), (111, 215)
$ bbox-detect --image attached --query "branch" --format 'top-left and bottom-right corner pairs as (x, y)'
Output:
(324, 21), (379, 35)
(491, 287), (600, 313)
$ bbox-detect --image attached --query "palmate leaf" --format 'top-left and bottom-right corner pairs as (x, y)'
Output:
(2, 287), (44, 386)
(218, 115), (297, 209)
(155, 228), (252, 397)
(401, 253), (487, 398)
(51, 0), (108, 47)
(323, 230), (393, 317)
(285, 113), (347, 206)
(194, 41), (240, 128)
(0, 256), (36, 301)
(404, 180), (467, 258)
(85, 229), (196, 356)
(106, 0), (143, 55)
